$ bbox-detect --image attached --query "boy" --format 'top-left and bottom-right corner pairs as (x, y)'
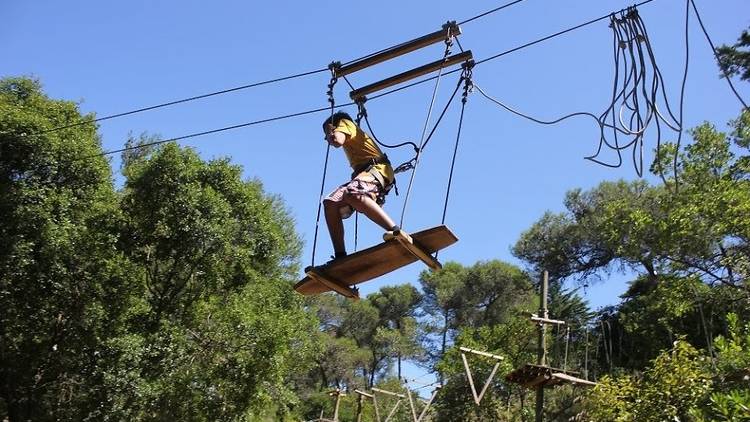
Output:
(321, 111), (402, 261)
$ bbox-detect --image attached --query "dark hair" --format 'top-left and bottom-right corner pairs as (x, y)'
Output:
(322, 111), (353, 130)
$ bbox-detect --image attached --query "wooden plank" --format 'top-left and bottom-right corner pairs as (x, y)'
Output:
(306, 268), (359, 300)
(523, 374), (550, 388)
(506, 363), (593, 389)
(295, 225), (457, 296)
(384, 229), (442, 270)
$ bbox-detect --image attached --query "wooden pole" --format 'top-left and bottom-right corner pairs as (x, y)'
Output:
(333, 21), (460, 78)
(536, 271), (549, 422)
(349, 51), (473, 101)
(329, 389), (345, 422)
(356, 393), (364, 422)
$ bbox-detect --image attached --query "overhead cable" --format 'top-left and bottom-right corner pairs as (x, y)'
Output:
(37, 0), (533, 137)
(688, 0), (748, 109)
(90, 0), (663, 158)
(36, 68), (329, 135)
(475, 0), (656, 66)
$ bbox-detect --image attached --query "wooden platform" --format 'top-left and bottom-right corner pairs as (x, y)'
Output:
(295, 225), (457, 298)
(505, 364), (597, 388)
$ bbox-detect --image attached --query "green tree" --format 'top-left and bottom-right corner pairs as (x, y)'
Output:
(432, 316), (532, 422)
(514, 113), (750, 370)
(370, 284), (422, 379)
(419, 262), (468, 373)
(0, 77), (134, 421)
(717, 27), (750, 81)
(102, 142), (317, 420)
(582, 340), (712, 421)
(419, 261), (534, 381)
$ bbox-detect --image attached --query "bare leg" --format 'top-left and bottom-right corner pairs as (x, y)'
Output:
(343, 193), (396, 231)
(324, 200), (347, 256)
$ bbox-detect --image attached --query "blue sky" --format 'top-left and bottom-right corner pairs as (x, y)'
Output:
(3, 0), (748, 388)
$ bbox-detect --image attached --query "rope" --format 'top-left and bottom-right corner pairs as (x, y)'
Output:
(689, 0), (748, 110)
(458, 0), (527, 26)
(28, 68), (329, 137)
(673, 0), (690, 192)
(23, 0), (530, 137)
(474, 0), (656, 67)
(440, 69), (471, 226)
(434, 66), (473, 260)
(399, 75), (465, 228)
(398, 39), (453, 227)
(310, 68), (338, 266)
(474, 3), (689, 182)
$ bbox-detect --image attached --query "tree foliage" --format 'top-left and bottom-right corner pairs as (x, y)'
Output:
(0, 77), (318, 421)
(3, 59), (750, 420)
(0, 77), (133, 420)
(717, 27), (750, 81)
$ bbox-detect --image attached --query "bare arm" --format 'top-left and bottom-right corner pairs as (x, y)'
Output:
(324, 123), (348, 148)
(327, 130), (347, 148)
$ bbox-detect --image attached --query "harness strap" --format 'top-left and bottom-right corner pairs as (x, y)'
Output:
(351, 154), (391, 176)
(351, 154), (397, 202)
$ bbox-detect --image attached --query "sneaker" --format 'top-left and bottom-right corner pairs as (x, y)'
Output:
(305, 252), (347, 273)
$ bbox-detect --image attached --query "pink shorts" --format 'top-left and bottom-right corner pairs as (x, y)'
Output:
(324, 175), (385, 219)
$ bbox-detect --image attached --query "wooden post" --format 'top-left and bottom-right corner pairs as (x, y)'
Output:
(371, 387), (405, 422)
(355, 390), (378, 422)
(329, 389), (346, 422)
(356, 393), (364, 422)
(536, 271), (549, 422)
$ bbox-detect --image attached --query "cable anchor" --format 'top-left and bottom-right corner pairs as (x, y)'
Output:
(327, 62), (341, 107)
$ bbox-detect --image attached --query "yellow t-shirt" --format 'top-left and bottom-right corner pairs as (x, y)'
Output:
(334, 119), (395, 184)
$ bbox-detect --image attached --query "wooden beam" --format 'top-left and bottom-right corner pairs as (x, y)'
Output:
(384, 230), (442, 271)
(306, 268), (359, 300)
(371, 387), (405, 399)
(405, 385), (440, 422)
(459, 346), (504, 361)
(354, 389), (374, 398)
(530, 314), (566, 326)
(334, 21), (461, 78)
(461, 351), (501, 405)
(551, 372), (598, 386)
(350, 50), (473, 101)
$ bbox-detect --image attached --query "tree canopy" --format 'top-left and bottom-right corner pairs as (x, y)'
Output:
(2, 57), (749, 420)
